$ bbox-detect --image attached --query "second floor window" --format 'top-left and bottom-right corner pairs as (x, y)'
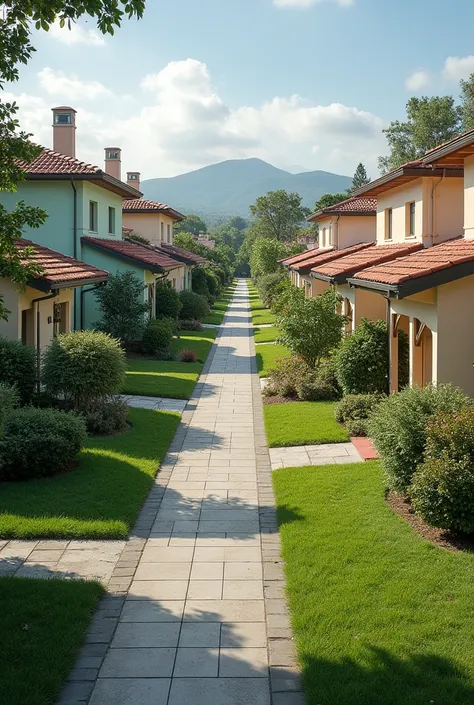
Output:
(108, 207), (116, 234)
(89, 201), (98, 232)
(160, 222), (164, 242)
(167, 224), (171, 243)
(385, 208), (393, 240)
(408, 201), (416, 237)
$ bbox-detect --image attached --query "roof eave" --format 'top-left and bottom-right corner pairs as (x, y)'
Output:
(310, 271), (336, 284)
(82, 239), (165, 274)
(26, 171), (142, 199)
(422, 132), (474, 165)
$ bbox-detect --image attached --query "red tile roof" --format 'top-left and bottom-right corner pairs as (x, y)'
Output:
(292, 242), (375, 273)
(312, 242), (423, 281)
(15, 238), (108, 289)
(158, 242), (208, 265)
(122, 199), (185, 221)
(351, 238), (474, 288)
(307, 196), (377, 221)
(82, 237), (182, 271)
(281, 247), (333, 267)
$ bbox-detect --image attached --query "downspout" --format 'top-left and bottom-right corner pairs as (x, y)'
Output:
(70, 177), (78, 330)
(31, 290), (58, 394)
(384, 294), (391, 395)
(430, 169), (446, 247)
(335, 215), (341, 250)
(80, 282), (106, 330)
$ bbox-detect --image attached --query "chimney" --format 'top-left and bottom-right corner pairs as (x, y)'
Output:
(104, 147), (121, 180)
(127, 171), (141, 192)
(52, 106), (77, 157)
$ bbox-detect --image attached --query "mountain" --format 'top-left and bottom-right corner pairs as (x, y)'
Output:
(141, 158), (352, 224)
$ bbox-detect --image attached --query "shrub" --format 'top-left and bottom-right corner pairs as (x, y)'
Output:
(0, 337), (36, 403)
(368, 384), (469, 492)
(335, 393), (385, 437)
(179, 290), (210, 321)
(155, 280), (183, 319)
(192, 268), (211, 301)
(81, 396), (129, 435)
(142, 319), (174, 355)
(205, 270), (221, 298)
(178, 319), (203, 332)
(277, 287), (345, 367)
(423, 406), (474, 462)
(0, 407), (87, 481)
(296, 377), (339, 402)
(178, 349), (197, 363)
(264, 356), (311, 398)
(334, 319), (409, 395)
(42, 330), (126, 409)
(0, 382), (19, 426)
(94, 271), (148, 344)
(258, 271), (287, 308)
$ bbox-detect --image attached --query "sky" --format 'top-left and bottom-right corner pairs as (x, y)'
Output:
(5, 0), (474, 181)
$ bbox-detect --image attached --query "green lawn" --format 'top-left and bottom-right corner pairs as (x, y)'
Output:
(123, 357), (202, 398)
(0, 408), (180, 539)
(273, 462), (474, 705)
(264, 401), (349, 446)
(202, 288), (234, 325)
(0, 577), (103, 705)
(254, 326), (280, 344)
(250, 296), (265, 311)
(256, 343), (290, 377)
(171, 328), (217, 363)
(252, 308), (276, 325)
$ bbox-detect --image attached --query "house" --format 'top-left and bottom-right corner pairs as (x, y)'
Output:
(0, 106), (183, 330)
(0, 239), (108, 352)
(346, 149), (474, 394)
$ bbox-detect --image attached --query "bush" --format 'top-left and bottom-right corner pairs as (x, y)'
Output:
(42, 331), (126, 409)
(335, 393), (385, 437)
(334, 319), (409, 395)
(0, 382), (19, 426)
(192, 268), (211, 301)
(178, 349), (197, 363)
(296, 377), (339, 402)
(179, 290), (210, 321)
(0, 407), (87, 481)
(258, 271), (287, 308)
(178, 319), (203, 332)
(264, 356), (312, 398)
(94, 271), (149, 344)
(0, 337), (36, 403)
(368, 384), (469, 492)
(205, 270), (221, 298)
(81, 396), (129, 435)
(423, 406), (474, 462)
(142, 319), (174, 355)
(155, 280), (183, 319)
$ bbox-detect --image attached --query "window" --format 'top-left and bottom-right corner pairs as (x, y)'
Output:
(54, 112), (71, 125)
(108, 207), (116, 234)
(328, 225), (332, 246)
(89, 201), (98, 232)
(167, 224), (171, 243)
(160, 222), (164, 242)
(107, 150), (119, 160)
(385, 208), (393, 240)
(407, 201), (416, 237)
(321, 228), (326, 248)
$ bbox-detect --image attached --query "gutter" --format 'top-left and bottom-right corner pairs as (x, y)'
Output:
(31, 289), (58, 394)
(70, 177), (77, 330)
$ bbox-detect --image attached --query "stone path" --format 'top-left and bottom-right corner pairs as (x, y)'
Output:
(62, 280), (302, 705)
(269, 442), (362, 470)
(120, 394), (187, 413)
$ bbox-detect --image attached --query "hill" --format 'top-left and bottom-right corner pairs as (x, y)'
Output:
(141, 158), (352, 224)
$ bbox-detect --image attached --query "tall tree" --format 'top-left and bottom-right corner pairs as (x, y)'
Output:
(460, 73), (474, 131)
(174, 214), (208, 237)
(378, 96), (462, 174)
(0, 1), (145, 320)
(349, 163), (370, 192)
(313, 193), (349, 213)
(249, 190), (310, 242)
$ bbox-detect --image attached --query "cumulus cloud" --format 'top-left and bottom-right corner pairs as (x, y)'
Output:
(49, 19), (106, 46)
(405, 70), (431, 92)
(7, 59), (385, 178)
(38, 68), (111, 100)
(442, 55), (474, 82)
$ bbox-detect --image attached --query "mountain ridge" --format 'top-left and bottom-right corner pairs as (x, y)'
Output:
(141, 158), (352, 224)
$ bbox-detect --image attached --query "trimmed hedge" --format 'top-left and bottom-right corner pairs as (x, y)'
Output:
(142, 319), (173, 355)
(0, 337), (36, 403)
(179, 290), (210, 321)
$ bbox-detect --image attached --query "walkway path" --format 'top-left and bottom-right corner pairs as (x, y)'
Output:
(68, 280), (302, 705)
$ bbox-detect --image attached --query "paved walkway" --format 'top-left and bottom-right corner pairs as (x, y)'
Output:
(120, 395), (187, 413)
(64, 280), (302, 705)
(269, 442), (362, 470)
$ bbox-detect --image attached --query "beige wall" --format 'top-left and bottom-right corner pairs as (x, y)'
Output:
(337, 284), (386, 330)
(311, 278), (329, 297)
(317, 215), (376, 250)
(464, 155), (474, 239)
(0, 279), (74, 352)
(164, 266), (186, 291)
(122, 212), (175, 245)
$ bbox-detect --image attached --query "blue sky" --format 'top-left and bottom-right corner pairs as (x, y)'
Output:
(7, 0), (474, 179)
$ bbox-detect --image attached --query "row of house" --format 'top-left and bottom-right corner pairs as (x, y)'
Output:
(0, 106), (208, 351)
(282, 131), (474, 397)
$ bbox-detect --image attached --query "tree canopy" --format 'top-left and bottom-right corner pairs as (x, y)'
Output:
(249, 190), (310, 242)
(174, 214), (208, 237)
(460, 73), (474, 132)
(350, 163), (370, 192)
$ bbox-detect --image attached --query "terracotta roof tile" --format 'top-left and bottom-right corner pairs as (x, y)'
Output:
(312, 242), (423, 280)
(82, 237), (182, 271)
(15, 238), (108, 288)
(122, 199), (185, 221)
(293, 242), (375, 273)
(352, 238), (474, 286)
(308, 196), (377, 221)
(158, 242), (208, 265)
(281, 247), (333, 266)
(18, 147), (101, 175)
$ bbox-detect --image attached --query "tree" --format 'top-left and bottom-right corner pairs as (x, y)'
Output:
(249, 238), (301, 281)
(460, 73), (474, 131)
(349, 163), (370, 192)
(378, 96), (462, 174)
(313, 192), (349, 212)
(276, 287), (345, 368)
(0, 0), (145, 320)
(174, 214), (208, 237)
(94, 272), (149, 345)
(249, 190), (310, 241)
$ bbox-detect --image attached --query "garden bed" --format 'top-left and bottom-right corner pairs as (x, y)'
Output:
(256, 343), (290, 377)
(0, 576), (103, 705)
(264, 401), (348, 446)
(273, 461), (474, 705)
(0, 408), (180, 539)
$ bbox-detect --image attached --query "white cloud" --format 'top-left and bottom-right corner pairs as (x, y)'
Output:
(38, 68), (111, 100)
(405, 70), (431, 92)
(442, 55), (474, 82)
(49, 19), (106, 46)
(274, 0), (353, 6)
(7, 59), (385, 179)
